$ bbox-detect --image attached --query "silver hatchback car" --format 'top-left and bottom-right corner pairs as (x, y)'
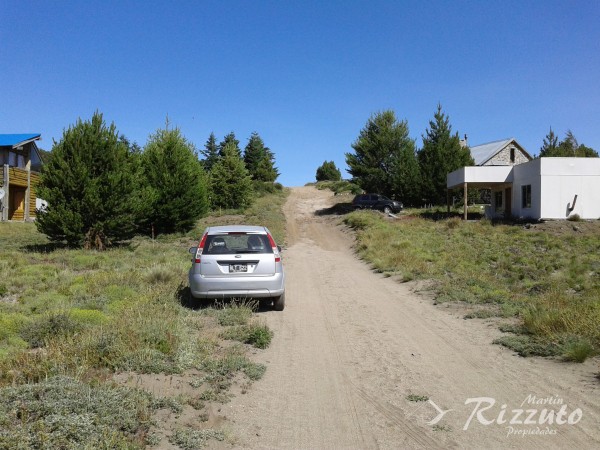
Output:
(188, 225), (285, 310)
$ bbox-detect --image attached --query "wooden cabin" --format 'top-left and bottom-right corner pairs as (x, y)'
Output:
(0, 134), (43, 221)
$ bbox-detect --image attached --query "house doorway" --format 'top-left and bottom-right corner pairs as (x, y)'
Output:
(504, 187), (512, 217)
(8, 186), (26, 221)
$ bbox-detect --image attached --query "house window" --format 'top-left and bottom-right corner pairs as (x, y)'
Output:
(7, 151), (25, 168)
(494, 191), (503, 210)
(521, 185), (531, 208)
(510, 147), (515, 163)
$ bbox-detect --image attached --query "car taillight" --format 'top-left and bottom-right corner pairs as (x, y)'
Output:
(195, 233), (207, 263)
(267, 233), (281, 263)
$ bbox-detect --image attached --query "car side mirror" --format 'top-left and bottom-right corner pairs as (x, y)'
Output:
(277, 246), (282, 253)
(189, 247), (196, 254)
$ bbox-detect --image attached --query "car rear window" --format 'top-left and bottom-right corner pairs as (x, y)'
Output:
(204, 234), (273, 255)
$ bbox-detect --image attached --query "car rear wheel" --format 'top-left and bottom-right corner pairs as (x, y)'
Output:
(273, 292), (285, 311)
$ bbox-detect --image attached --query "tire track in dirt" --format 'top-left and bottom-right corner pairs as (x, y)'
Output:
(224, 186), (600, 449)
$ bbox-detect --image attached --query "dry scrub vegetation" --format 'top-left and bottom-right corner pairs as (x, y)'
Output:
(344, 210), (600, 362)
(0, 189), (287, 448)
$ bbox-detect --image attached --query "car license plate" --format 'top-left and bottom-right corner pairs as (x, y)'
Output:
(230, 264), (248, 273)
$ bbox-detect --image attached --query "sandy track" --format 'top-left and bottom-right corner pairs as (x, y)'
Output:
(225, 186), (599, 449)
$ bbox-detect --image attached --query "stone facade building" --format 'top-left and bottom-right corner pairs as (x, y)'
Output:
(470, 138), (532, 166)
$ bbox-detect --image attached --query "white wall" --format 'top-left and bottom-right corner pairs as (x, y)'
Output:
(512, 159), (542, 219)
(538, 158), (600, 219)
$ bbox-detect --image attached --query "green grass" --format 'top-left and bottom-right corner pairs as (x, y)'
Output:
(344, 210), (600, 361)
(221, 322), (273, 349)
(315, 180), (363, 195)
(0, 189), (286, 447)
(211, 301), (256, 326)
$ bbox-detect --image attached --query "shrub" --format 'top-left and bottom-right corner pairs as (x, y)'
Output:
(170, 428), (225, 449)
(316, 160), (342, 182)
(19, 312), (81, 348)
(562, 339), (595, 363)
(0, 376), (154, 448)
(221, 323), (273, 349)
(567, 214), (582, 222)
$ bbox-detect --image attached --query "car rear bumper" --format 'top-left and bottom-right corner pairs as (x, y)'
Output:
(189, 272), (285, 299)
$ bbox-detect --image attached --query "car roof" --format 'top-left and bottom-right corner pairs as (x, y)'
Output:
(206, 225), (268, 235)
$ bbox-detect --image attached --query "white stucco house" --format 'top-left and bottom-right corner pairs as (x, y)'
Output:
(447, 139), (600, 220)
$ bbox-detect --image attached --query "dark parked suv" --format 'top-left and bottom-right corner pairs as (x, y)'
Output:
(352, 194), (403, 214)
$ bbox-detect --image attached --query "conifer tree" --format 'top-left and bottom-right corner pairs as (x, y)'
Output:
(218, 132), (241, 158)
(200, 132), (220, 171)
(36, 112), (147, 249)
(142, 124), (209, 234)
(243, 132), (279, 182)
(316, 160), (342, 181)
(539, 129), (598, 157)
(346, 110), (421, 205)
(209, 142), (254, 209)
(418, 104), (474, 204)
(539, 127), (559, 157)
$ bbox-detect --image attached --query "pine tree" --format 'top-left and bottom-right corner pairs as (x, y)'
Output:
(36, 112), (147, 249)
(243, 132), (279, 182)
(218, 132), (241, 158)
(316, 161), (342, 181)
(209, 142), (254, 209)
(142, 124), (209, 234)
(418, 104), (474, 204)
(200, 132), (220, 171)
(539, 129), (598, 157)
(346, 110), (421, 205)
(539, 127), (559, 157)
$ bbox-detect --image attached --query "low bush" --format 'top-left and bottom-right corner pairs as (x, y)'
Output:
(19, 312), (82, 349)
(170, 428), (225, 449)
(0, 376), (155, 448)
(221, 322), (273, 349)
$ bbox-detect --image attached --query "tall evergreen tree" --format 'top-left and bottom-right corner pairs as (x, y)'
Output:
(346, 110), (421, 205)
(418, 104), (474, 204)
(36, 112), (147, 249)
(539, 129), (598, 157)
(539, 127), (559, 157)
(218, 132), (241, 158)
(142, 125), (209, 235)
(243, 132), (279, 182)
(200, 132), (220, 171)
(209, 142), (254, 209)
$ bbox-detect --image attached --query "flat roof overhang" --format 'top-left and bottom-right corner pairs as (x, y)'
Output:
(447, 166), (514, 189)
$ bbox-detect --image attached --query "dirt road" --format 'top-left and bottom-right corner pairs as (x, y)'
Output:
(225, 186), (600, 449)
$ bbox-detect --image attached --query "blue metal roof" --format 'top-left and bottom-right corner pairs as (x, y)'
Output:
(0, 133), (41, 147)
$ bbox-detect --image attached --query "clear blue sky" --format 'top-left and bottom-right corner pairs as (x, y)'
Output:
(2, 0), (599, 186)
